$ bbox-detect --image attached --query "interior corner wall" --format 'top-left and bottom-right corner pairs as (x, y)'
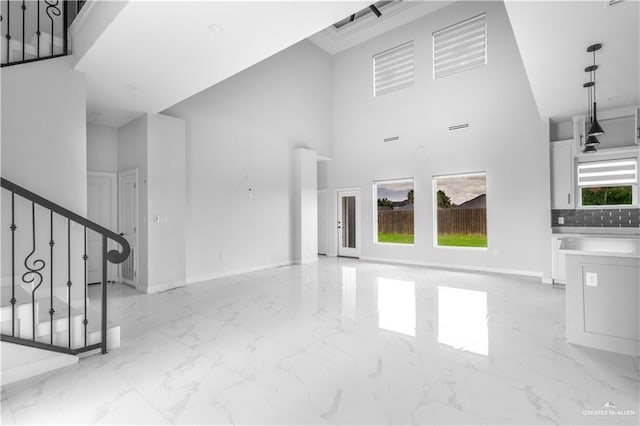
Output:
(118, 114), (149, 292)
(147, 114), (186, 292)
(87, 123), (118, 173)
(164, 40), (333, 284)
(329, 1), (549, 277)
(294, 148), (318, 264)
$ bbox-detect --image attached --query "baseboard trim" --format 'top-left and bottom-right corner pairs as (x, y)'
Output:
(295, 257), (319, 265)
(186, 260), (294, 285)
(359, 256), (543, 281)
(148, 280), (187, 294)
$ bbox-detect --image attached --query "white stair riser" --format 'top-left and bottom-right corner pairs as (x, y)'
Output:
(35, 325), (120, 351)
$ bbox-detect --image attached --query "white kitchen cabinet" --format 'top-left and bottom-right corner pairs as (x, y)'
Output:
(635, 108), (640, 145)
(551, 235), (567, 284)
(550, 140), (574, 209)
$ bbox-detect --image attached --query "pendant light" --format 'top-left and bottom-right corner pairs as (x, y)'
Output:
(586, 43), (604, 137)
(583, 80), (599, 152)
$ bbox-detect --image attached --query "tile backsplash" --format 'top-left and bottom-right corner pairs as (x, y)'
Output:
(552, 209), (640, 228)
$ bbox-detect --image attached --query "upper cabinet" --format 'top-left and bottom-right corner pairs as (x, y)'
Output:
(574, 106), (640, 154)
(550, 139), (574, 209)
(636, 106), (640, 146)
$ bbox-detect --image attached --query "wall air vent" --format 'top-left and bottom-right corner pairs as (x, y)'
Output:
(449, 123), (469, 131)
(373, 40), (415, 97)
(433, 13), (487, 80)
(384, 136), (400, 142)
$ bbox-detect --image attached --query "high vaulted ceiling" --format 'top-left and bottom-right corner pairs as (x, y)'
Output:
(75, 1), (368, 127)
(76, 1), (640, 128)
(504, 0), (640, 122)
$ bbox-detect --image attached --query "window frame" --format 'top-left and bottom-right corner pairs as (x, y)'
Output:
(576, 156), (639, 209)
(373, 177), (415, 246)
(432, 171), (488, 250)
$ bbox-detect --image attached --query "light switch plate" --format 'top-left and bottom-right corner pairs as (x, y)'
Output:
(585, 272), (598, 287)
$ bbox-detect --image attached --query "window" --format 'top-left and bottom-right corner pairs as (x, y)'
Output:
(374, 179), (414, 244)
(433, 172), (487, 248)
(373, 41), (415, 97)
(433, 13), (487, 80)
(578, 158), (638, 207)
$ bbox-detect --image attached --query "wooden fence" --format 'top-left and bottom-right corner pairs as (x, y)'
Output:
(377, 208), (487, 235)
(437, 208), (486, 235)
(378, 210), (414, 234)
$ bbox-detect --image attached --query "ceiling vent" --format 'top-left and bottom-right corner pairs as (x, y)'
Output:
(449, 123), (469, 131)
(384, 136), (400, 142)
(373, 40), (415, 96)
(433, 13), (487, 80)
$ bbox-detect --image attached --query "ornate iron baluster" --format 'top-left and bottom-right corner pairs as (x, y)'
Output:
(49, 210), (55, 344)
(1, 177), (130, 355)
(101, 235), (107, 354)
(5, 0), (10, 63)
(83, 227), (88, 347)
(23, 202), (46, 342)
(21, 1), (25, 61)
(62, 0), (67, 55)
(67, 218), (72, 349)
(10, 193), (16, 337)
(44, 0), (60, 56)
(37, 0), (41, 58)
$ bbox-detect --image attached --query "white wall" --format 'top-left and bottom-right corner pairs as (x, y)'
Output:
(87, 123), (118, 173)
(147, 114), (186, 292)
(1, 57), (88, 297)
(117, 113), (186, 293)
(2, 56), (87, 213)
(118, 115), (148, 291)
(294, 148), (318, 264)
(164, 40), (333, 283)
(328, 1), (551, 278)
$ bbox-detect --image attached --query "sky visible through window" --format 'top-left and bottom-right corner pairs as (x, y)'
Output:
(436, 174), (486, 205)
(377, 180), (413, 201)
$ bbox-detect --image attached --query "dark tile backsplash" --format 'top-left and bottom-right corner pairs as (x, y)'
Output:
(552, 208), (640, 228)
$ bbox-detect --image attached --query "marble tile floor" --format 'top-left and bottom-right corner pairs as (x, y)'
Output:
(1, 257), (638, 425)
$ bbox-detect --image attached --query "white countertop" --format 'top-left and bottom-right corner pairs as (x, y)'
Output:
(559, 236), (640, 258)
(552, 227), (639, 237)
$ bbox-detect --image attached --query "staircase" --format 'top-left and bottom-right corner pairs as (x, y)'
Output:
(1, 177), (130, 384)
(1, 0), (85, 67)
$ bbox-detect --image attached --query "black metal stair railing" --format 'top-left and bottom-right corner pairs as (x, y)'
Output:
(0, 0), (85, 67)
(1, 177), (130, 355)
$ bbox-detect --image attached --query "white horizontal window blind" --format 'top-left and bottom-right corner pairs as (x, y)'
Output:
(433, 13), (487, 80)
(373, 41), (415, 97)
(578, 159), (638, 186)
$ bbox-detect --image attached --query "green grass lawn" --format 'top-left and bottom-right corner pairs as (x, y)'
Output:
(378, 233), (414, 244)
(438, 234), (487, 248)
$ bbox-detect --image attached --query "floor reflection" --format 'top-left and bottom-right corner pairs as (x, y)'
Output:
(377, 277), (416, 337)
(341, 266), (357, 320)
(437, 286), (488, 355)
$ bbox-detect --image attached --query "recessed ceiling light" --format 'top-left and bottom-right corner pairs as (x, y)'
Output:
(208, 24), (224, 33)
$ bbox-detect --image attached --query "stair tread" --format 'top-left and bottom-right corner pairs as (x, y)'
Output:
(0, 286), (32, 308)
(1, 341), (78, 386)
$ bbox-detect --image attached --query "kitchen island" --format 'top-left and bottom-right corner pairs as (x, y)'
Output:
(561, 237), (640, 356)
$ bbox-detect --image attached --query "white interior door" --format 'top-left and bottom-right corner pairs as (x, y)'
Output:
(337, 189), (360, 258)
(87, 172), (117, 284)
(118, 169), (138, 287)
(318, 189), (328, 255)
